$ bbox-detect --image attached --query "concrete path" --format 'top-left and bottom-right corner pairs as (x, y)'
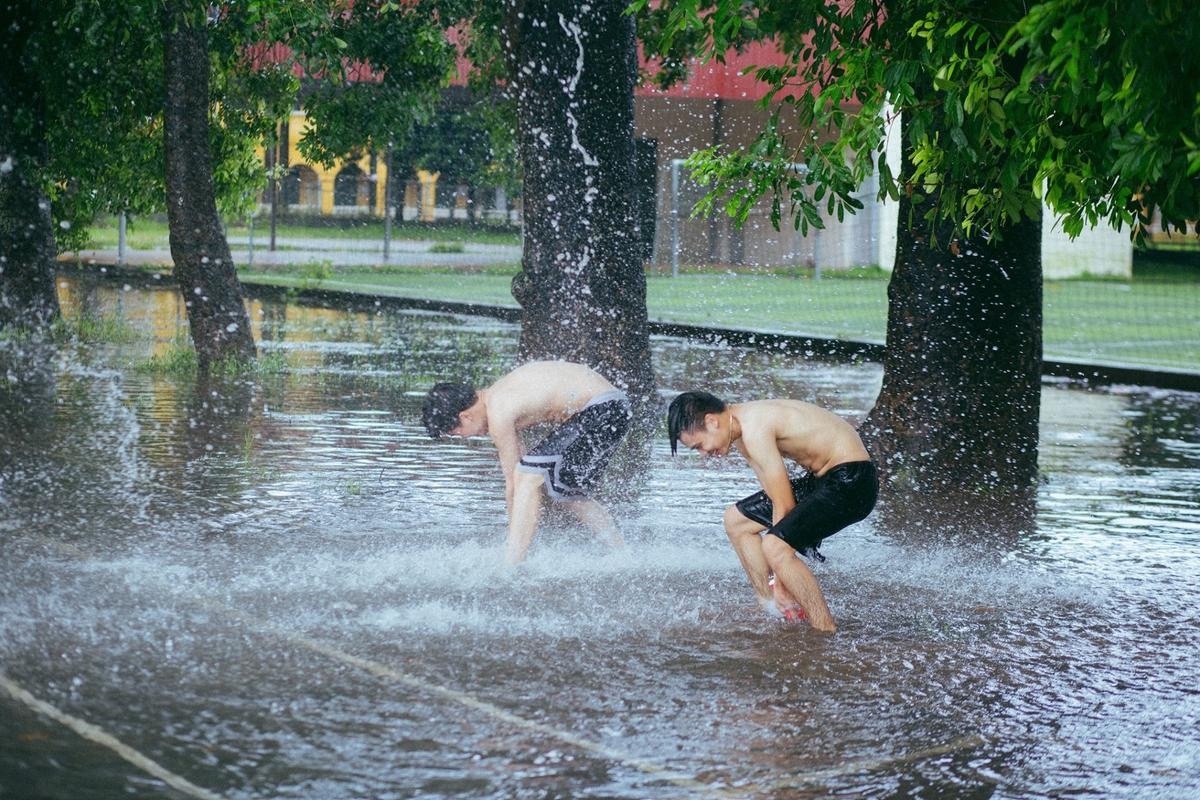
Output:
(224, 235), (520, 256)
(62, 239), (521, 269)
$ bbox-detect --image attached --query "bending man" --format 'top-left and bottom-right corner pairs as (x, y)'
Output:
(668, 390), (878, 632)
(423, 360), (632, 563)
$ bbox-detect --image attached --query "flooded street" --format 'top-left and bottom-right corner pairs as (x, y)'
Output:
(2, 277), (1198, 799)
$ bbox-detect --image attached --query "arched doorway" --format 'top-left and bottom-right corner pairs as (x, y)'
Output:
(334, 164), (370, 213)
(282, 165), (321, 211)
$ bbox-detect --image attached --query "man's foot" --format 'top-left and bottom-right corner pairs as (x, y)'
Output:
(769, 574), (807, 622)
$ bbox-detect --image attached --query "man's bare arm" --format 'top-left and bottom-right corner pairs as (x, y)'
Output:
(489, 417), (523, 512)
(742, 430), (795, 525)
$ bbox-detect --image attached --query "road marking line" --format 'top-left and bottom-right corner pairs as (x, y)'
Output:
(262, 626), (726, 796)
(25, 536), (983, 796)
(0, 672), (223, 800)
(29, 536), (728, 797)
(754, 734), (986, 791)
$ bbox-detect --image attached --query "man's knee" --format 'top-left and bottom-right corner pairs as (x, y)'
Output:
(761, 533), (794, 567)
(723, 504), (748, 537)
(515, 470), (544, 495)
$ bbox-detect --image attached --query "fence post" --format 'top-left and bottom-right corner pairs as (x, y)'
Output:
(269, 127), (279, 251)
(117, 212), (127, 265)
(813, 226), (821, 280)
(670, 159), (682, 278)
(383, 147), (392, 262)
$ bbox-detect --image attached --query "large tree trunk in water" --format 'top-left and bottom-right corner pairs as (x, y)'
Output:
(0, 0), (59, 328)
(504, 1), (654, 409)
(859, 133), (1042, 534)
(162, 1), (254, 367)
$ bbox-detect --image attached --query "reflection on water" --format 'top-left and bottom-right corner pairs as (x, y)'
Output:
(1, 276), (1198, 799)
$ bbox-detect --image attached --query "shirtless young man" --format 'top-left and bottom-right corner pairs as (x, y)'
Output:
(667, 390), (878, 632)
(422, 361), (632, 563)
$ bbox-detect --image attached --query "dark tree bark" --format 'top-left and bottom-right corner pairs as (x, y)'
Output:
(162, 1), (255, 367)
(503, 0), (655, 408)
(0, 0), (59, 328)
(860, 133), (1042, 533)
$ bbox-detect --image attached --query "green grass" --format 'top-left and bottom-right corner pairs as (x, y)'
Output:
(135, 342), (199, 375)
(231, 221), (520, 245)
(236, 267), (1198, 369)
(1132, 251), (1200, 282)
(0, 310), (143, 347)
(58, 252), (1198, 371)
(83, 221), (171, 251)
(135, 340), (290, 377)
(649, 263), (893, 280)
(240, 269), (523, 307)
(1042, 281), (1200, 367)
(54, 312), (145, 344)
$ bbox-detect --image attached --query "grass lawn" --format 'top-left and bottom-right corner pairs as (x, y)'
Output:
(241, 269), (524, 308)
(237, 265), (1198, 371)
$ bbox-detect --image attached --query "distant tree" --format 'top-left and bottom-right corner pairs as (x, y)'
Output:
(0, 0), (59, 328)
(392, 89), (520, 195)
(1, 0), (293, 338)
(283, 1), (519, 228)
(288, 1), (459, 181)
(161, 0), (258, 366)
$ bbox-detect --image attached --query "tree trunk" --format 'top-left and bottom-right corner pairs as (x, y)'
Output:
(503, 0), (654, 408)
(162, 1), (254, 367)
(859, 133), (1043, 533)
(0, 0), (59, 328)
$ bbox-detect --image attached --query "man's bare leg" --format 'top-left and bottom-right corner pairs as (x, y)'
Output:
(505, 470), (545, 564)
(723, 505), (773, 609)
(561, 497), (624, 547)
(770, 573), (805, 619)
(762, 534), (836, 632)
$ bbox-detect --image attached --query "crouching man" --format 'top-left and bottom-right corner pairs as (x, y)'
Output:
(668, 390), (878, 632)
(423, 360), (632, 563)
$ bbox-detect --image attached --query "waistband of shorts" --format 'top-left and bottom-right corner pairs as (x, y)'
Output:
(822, 459), (876, 476)
(584, 389), (629, 409)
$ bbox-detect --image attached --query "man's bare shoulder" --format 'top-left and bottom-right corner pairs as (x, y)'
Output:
(739, 398), (811, 413)
(490, 361), (611, 395)
(735, 398), (813, 427)
(745, 397), (832, 419)
(486, 361), (616, 425)
(733, 398), (830, 447)
(736, 397), (868, 472)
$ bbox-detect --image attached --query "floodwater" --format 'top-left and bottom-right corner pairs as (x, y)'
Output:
(1, 274), (1198, 799)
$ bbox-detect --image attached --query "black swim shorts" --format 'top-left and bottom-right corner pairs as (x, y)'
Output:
(517, 391), (632, 500)
(734, 460), (878, 561)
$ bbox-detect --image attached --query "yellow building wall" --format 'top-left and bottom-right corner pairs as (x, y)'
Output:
(255, 110), (395, 218)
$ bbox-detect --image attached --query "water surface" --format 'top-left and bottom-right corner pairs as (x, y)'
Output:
(1, 276), (1197, 798)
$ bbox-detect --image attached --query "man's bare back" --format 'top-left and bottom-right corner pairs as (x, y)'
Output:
(422, 361), (629, 563)
(731, 399), (869, 477)
(483, 361), (618, 433)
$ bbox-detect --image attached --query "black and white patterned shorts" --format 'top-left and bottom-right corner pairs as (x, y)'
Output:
(517, 391), (632, 500)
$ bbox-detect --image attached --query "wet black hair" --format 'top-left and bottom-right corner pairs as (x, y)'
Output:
(422, 382), (477, 438)
(667, 390), (727, 455)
